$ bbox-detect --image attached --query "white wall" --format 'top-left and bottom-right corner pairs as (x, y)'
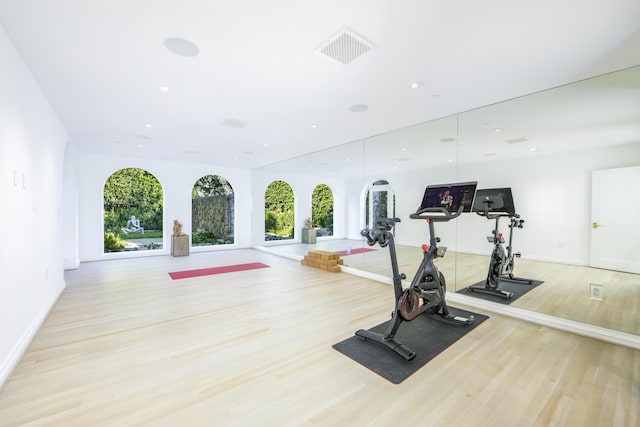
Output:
(454, 142), (640, 264)
(76, 154), (253, 262)
(62, 142), (79, 269)
(0, 26), (69, 387)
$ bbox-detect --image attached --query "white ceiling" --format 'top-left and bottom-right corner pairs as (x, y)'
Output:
(1, 0), (640, 169)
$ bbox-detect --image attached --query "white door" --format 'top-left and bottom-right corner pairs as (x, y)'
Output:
(590, 166), (640, 273)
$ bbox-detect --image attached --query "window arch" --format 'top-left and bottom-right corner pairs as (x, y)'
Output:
(312, 183), (334, 237)
(364, 180), (395, 229)
(264, 180), (294, 240)
(103, 167), (163, 253)
(191, 175), (235, 246)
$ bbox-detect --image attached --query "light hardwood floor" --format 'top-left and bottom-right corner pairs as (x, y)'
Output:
(0, 249), (638, 426)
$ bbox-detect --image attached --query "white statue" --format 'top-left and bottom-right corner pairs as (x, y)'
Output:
(121, 215), (144, 234)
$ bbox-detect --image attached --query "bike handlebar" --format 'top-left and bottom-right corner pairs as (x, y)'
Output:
(409, 205), (464, 221)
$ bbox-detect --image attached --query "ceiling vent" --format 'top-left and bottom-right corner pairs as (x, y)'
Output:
(504, 136), (529, 144)
(315, 28), (374, 64)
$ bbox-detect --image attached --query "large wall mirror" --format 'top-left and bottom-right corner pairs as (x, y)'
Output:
(254, 65), (640, 339)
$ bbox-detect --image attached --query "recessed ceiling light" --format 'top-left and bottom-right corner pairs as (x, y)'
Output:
(401, 147), (407, 151)
(159, 85), (170, 92)
(263, 144), (268, 148)
(448, 159), (453, 163)
(145, 124), (152, 128)
(311, 124), (318, 129)
(349, 104), (369, 112)
(530, 147), (538, 152)
(137, 144), (144, 148)
(493, 128), (502, 133)
(409, 81), (423, 89)
(164, 37), (200, 57)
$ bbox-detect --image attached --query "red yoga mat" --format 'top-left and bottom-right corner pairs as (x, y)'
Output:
(169, 262), (270, 280)
(335, 247), (376, 256)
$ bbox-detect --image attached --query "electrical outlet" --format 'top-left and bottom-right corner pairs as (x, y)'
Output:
(590, 284), (603, 301)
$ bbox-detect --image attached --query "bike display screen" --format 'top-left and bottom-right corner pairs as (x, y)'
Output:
(472, 188), (516, 214)
(418, 181), (478, 213)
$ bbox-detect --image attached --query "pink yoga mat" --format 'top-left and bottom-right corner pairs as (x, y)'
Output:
(335, 247), (376, 256)
(169, 262), (269, 280)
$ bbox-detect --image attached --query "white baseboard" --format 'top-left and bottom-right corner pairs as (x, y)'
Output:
(0, 280), (66, 391)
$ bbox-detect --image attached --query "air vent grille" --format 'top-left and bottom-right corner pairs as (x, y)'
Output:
(316, 28), (374, 64)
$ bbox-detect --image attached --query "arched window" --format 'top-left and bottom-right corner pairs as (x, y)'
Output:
(264, 180), (294, 240)
(191, 175), (235, 246)
(103, 168), (163, 253)
(312, 184), (334, 237)
(364, 180), (395, 229)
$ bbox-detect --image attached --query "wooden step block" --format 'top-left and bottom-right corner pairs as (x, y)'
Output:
(307, 250), (340, 260)
(301, 250), (342, 273)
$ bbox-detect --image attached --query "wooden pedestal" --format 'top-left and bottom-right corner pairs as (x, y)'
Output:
(301, 228), (317, 244)
(171, 235), (189, 257)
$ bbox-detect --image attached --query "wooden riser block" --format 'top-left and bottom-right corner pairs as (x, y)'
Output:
(301, 251), (342, 273)
(307, 250), (340, 260)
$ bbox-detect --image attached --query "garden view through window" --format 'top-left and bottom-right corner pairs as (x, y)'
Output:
(192, 175), (235, 247)
(365, 180), (395, 231)
(103, 168), (163, 253)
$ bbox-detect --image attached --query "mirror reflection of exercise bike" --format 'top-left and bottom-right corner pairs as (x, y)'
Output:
(355, 182), (478, 361)
(502, 215), (534, 284)
(468, 188), (534, 300)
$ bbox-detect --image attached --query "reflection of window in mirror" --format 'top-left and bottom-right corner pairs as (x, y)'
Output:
(365, 180), (395, 229)
(264, 180), (295, 241)
(311, 184), (334, 237)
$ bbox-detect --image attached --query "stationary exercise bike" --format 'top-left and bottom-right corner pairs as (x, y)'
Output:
(355, 182), (478, 361)
(468, 188), (533, 299)
(501, 215), (534, 284)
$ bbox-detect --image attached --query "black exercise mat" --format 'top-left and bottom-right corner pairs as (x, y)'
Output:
(333, 307), (488, 384)
(458, 278), (544, 304)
